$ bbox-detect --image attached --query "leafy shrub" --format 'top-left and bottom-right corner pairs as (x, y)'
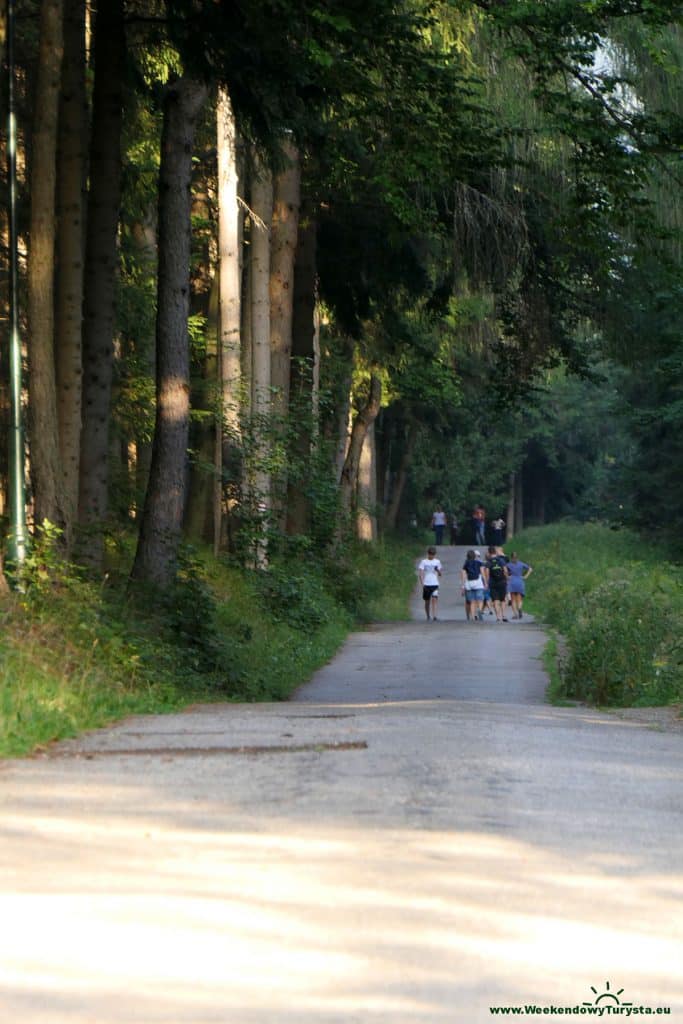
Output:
(518, 523), (683, 707)
(253, 563), (331, 630)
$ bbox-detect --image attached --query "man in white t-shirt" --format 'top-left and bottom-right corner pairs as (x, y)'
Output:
(418, 546), (443, 621)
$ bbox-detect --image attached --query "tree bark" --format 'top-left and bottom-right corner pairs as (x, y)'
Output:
(385, 419), (418, 531)
(131, 76), (207, 587)
(515, 466), (524, 535)
(130, 217), (157, 510)
(27, 0), (66, 533)
(55, 0), (87, 542)
(339, 374), (382, 519)
(286, 205), (317, 535)
(216, 86), (241, 551)
(77, 0), (124, 563)
(249, 156), (273, 560)
(356, 420), (378, 541)
(506, 471), (516, 540)
(269, 138), (300, 420)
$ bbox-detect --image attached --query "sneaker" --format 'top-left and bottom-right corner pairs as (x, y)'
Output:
(519, 610), (523, 619)
(502, 618), (508, 622)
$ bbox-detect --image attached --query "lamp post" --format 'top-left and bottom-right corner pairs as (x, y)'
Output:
(6, 0), (28, 569)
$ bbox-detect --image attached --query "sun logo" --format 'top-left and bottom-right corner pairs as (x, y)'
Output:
(583, 981), (633, 1008)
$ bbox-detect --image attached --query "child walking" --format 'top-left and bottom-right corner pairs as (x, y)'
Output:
(418, 546), (443, 621)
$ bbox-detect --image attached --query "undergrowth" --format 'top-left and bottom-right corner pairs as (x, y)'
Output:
(0, 530), (416, 757)
(517, 523), (683, 708)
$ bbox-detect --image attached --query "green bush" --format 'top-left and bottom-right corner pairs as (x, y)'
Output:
(0, 532), (416, 757)
(517, 523), (683, 707)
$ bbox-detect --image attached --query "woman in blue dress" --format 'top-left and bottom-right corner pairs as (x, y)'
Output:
(507, 552), (533, 619)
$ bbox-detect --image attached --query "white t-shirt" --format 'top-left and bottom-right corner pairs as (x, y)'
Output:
(419, 558), (442, 587)
(432, 511), (447, 526)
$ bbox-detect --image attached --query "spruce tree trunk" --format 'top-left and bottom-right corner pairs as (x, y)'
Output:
(506, 471), (516, 540)
(385, 419), (417, 531)
(286, 205), (317, 535)
(269, 138), (300, 420)
(130, 218), (157, 509)
(131, 76), (207, 588)
(55, 0), (87, 542)
(249, 157), (273, 557)
(27, 0), (66, 533)
(515, 468), (524, 535)
(77, 0), (124, 562)
(356, 420), (378, 541)
(334, 378), (352, 483)
(216, 87), (241, 550)
(339, 374), (382, 520)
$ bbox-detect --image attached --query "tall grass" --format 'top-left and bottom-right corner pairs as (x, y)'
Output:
(515, 523), (683, 707)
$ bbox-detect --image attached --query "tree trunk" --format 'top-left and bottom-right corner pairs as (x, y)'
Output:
(385, 419), (418, 531)
(55, 0), (87, 542)
(216, 86), (241, 551)
(249, 156), (273, 560)
(506, 471), (516, 540)
(185, 274), (219, 544)
(515, 466), (524, 535)
(334, 376), (353, 483)
(77, 0), (124, 563)
(130, 217), (157, 511)
(269, 138), (300, 420)
(27, 0), (66, 533)
(339, 374), (382, 519)
(356, 420), (378, 541)
(286, 205), (317, 535)
(131, 76), (207, 587)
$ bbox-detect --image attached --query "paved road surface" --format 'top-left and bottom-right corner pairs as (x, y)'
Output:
(1, 544), (682, 1023)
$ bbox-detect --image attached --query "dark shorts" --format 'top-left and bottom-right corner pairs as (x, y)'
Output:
(423, 585), (439, 601)
(490, 582), (508, 603)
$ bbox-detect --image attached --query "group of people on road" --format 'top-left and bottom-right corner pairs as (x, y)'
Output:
(418, 545), (532, 623)
(430, 505), (506, 548)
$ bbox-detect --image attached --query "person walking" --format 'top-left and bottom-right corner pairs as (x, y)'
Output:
(431, 506), (447, 546)
(507, 551), (533, 619)
(418, 546), (443, 621)
(473, 505), (486, 546)
(461, 548), (486, 622)
(491, 516), (505, 546)
(485, 545), (509, 622)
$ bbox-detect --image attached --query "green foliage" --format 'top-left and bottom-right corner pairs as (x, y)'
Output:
(0, 535), (417, 757)
(518, 522), (683, 707)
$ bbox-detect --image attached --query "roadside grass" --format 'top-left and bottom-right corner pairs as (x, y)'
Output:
(0, 533), (417, 757)
(514, 523), (683, 708)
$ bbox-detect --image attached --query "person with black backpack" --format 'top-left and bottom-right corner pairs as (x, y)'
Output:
(461, 549), (486, 621)
(485, 545), (509, 622)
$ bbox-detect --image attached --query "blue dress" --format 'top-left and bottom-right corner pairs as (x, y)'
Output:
(507, 561), (529, 595)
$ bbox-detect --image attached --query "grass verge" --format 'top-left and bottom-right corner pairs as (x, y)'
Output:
(514, 523), (683, 708)
(0, 533), (417, 758)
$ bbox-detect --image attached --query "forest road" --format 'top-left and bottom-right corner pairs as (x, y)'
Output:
(2, 544), (682, 1023)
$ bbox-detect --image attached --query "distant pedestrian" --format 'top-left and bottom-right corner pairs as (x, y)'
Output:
(491, 516), (505, 546)
(449, 513), (459, 545)
(461, 548), (486, 622)
(418, 546), (443, 621)
(472, 505), (486, 546)
(431, 506), (447, 546)
(486, 545), (509, 622)
(507, 551), (533, 619)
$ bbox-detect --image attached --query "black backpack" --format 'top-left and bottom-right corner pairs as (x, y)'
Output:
(464, 559), (481, 581)
(488, 556), (506, 579)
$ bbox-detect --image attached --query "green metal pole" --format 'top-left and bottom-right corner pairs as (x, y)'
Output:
(6, 0), (28, 569)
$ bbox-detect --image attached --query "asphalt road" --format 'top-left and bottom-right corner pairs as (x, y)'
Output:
(1, 544), (682, 1023)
